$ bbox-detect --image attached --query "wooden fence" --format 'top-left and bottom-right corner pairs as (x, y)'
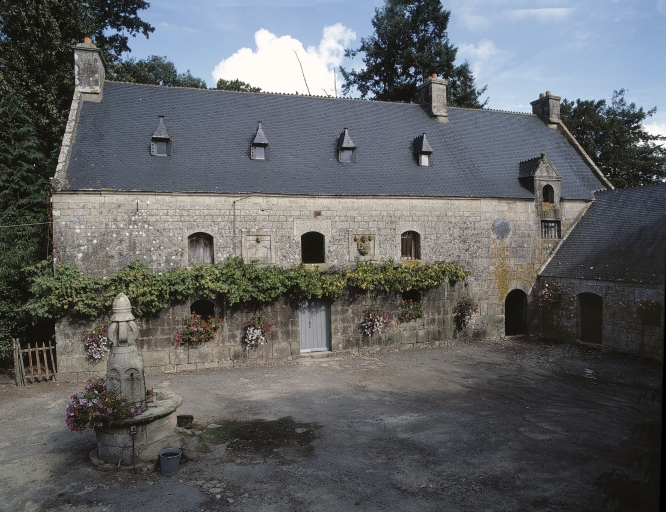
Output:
(13, 339), (57, 386)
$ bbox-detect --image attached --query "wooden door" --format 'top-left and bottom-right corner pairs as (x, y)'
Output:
(300, 300), (330, 353)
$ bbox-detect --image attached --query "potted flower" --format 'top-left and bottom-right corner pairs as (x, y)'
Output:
(242, 316), (275, 350)
(361, 306), (388, 336)
(174, 314), (222, 346)
(634, 296), (662, 326)
(454, 296), (479, 329)
(399, 299), (424, 323)
(83, 321), (111, 363)
(66, 378), (141, 433)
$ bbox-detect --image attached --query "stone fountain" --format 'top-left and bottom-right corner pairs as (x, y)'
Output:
(94, 293), (182, 466)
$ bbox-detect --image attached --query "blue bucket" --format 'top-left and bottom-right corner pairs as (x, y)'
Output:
(159, 448), (182, 477)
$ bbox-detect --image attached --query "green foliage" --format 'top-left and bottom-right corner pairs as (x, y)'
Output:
(561, 90), (666, 189)
(341, 0), (486, 107)
(0, 0), (154, 153)
(108, 55), (208, 88)
(23, 257), (470, 322)
(216, 78), (262, 92)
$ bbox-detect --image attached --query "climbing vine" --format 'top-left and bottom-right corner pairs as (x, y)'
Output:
(23, 257), (470, 321)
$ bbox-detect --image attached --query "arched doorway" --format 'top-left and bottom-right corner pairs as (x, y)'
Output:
(505, 289), (527, 335)
(579, 293), (603, 344)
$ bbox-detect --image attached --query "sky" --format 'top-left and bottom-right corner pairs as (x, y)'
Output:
(122, 0), (666, 136)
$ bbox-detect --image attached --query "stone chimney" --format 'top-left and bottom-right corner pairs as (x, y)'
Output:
(530, 91), (561, 128)
(73, 37), (104, 99)
(417, 74), (448, 123)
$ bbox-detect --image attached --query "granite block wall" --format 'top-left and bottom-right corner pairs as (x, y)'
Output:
(51, 192), (589, 379)
(532, 276), (664, 361)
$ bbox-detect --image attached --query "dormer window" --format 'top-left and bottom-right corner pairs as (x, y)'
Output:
(338, 128), (356, 163)
(414, 133), (433, 166)
(543, 184), (555, 203)
(251, 122), (269, 160)
(151, 116), (171, 156)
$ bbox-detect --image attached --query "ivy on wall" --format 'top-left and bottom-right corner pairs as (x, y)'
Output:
(23, 257), (471, 321)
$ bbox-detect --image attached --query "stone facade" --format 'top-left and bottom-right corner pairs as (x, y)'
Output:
(532, 276), (664, 361)
(52, 192), (589, 380)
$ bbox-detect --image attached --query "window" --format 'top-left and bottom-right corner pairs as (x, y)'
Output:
(301, 232), (325, 263)
(541, 220), (560, 239)
(251, 122), (268, 160)
(543, 184), (555, 203)
(190, 299), (215, 318)
(338, 128), (356, 163)
(401, 231), (421, 260)
(188, 232), (214, 265)
(414, 133), (433, 166)
(151, 116), (171, 157)
(339, 149), (353, 163)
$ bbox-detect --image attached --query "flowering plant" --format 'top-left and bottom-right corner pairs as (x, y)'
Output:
(65, 378), (140, 433)
(242, 316), (275, 350)
(83, 322), (111, 363)
(361, 306), (388, 337)
(537, 283), (560, 309)
(399, 299), (423, 322)
(454, 296), (479, 329)
(634, 296), (661, 325)
(174, 314), (222, 346)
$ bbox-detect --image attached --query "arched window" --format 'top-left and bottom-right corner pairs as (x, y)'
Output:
(401, 231), (421, 260)
(190, 299), (215, 318)
(301, 232), (325, 264)
(188, 232), (214, 265)
(402, 289), (422, 303)
(579, 293), (603, 344)
(505, 289), (527, 335)
(543, 184), (555, 203)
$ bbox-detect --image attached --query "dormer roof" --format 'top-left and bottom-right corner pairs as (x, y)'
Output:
(338, 128), (356, 149)
(253, 122), (269, 145)
(519, 152), (562, 180)
(152, 116), (170, 139)
(414, 133), (434, 154)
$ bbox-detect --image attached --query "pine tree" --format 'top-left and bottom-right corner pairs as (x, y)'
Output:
(561, 90), (666, 189)
(341, 0), (486, 107)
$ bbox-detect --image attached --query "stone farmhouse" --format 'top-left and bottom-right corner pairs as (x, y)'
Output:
(50, 40), (660, 381)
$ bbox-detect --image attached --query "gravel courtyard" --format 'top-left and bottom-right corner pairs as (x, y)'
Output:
(0, 337), (661, 512)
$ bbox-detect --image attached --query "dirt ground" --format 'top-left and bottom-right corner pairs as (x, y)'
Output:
(0, 336), (661, 512)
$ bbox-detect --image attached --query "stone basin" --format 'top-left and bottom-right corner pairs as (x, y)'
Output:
(94, 390), (183, 466)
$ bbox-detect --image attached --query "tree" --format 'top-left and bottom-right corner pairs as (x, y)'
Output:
(341, 0), (486, 108)
(0, 0), (154, 156)
(561, 90), (666, 189)
(108, 55), (208, 88)
(0, 1), (153, 357)
(216, 78), (261, 93)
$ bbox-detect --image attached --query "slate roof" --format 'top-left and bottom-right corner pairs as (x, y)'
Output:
(541, 184), (666, 284)
(61, 81), (608, 198)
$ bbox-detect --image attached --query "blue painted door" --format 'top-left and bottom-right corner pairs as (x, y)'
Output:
(299, 300), (330, 353)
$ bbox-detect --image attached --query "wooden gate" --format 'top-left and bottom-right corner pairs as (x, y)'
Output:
(13, 339), (57, 386)
(299, 300), (330, 353)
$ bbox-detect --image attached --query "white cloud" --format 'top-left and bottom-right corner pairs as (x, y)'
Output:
(211, 24), (355, 96)
(644, 122), (666, 145)
(458, 9), (492, 30)
(457, 40), (501, 79)
(504, 8), (573, 22)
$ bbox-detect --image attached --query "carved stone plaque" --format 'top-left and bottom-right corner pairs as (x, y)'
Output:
(349, 232), (376, 261)
(242, 233), (272, 264)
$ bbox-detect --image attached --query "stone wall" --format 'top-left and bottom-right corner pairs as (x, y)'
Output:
(533, 276), (664, 361)
(52, 192), (589, 379)
(55, 282), (497, 381)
